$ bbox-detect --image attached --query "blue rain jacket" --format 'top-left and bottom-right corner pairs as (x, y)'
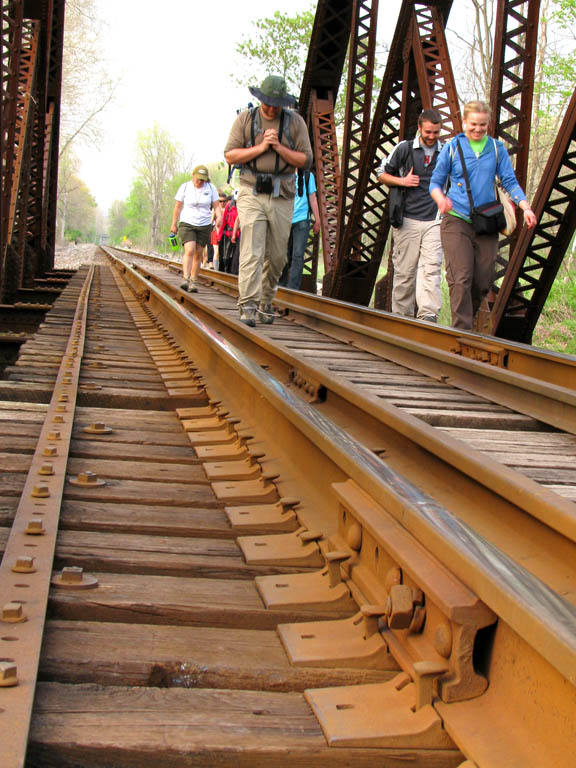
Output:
(429, 133), (526, 220)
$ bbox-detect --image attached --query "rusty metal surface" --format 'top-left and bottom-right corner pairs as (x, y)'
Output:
(107, 254), (576, 765)
(0, 0), (62, 304)
(0, 266), (94, 768)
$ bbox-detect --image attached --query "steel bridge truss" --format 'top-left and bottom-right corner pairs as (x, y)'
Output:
(1, 0), (63, 303)
(302, 0), (573, 341)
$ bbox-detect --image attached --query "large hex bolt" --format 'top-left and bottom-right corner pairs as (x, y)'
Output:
(0, 662), (18, 687)
(12, 556), (36, 573)
(386, 584), (417, 629)
(2, 603), (27, 624)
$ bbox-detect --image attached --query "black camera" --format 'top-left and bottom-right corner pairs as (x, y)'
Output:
(254, 174), (273, 195)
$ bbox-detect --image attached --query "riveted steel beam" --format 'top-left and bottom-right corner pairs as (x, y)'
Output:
(487, 0), (541, 323)
(491, 87), (576, 343)
(328, 1), (455, 307)
(336, 0), (378, 249)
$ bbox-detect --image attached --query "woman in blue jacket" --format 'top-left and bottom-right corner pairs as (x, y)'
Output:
(430, 101), (537, 330)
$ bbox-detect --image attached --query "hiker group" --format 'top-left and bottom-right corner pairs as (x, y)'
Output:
(170, 76), (536, 331)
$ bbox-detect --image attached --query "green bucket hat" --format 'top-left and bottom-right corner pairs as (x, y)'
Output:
(249, 75), (296, 108)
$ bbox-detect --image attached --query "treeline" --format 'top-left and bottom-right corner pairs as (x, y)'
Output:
(105, 125), (230, 251)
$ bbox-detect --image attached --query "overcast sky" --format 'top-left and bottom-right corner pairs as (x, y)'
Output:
(77, 0), (411, 212)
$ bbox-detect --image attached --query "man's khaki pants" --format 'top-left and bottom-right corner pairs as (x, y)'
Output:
(391, 217), (443, 321)
(236, 188), (294, 307)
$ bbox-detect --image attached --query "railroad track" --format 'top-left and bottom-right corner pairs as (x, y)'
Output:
(0, 247), (574, 766)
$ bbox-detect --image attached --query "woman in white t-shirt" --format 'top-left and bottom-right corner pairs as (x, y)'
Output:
(170, 165), (223, 292)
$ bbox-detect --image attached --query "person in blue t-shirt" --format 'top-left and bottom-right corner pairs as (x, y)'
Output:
(280, 171), (320, 290)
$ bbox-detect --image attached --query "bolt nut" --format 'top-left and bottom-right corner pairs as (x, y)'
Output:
(2, 603), (27, 623)
(51, 566), (99, 590)
(43, 446), (58, 457)
(83, 422), (112, 434)
(69, 470), (106, 487)
(31, 484), (50, 499)
(47, 431), (61, 441)
(52, 415), (65, 424)
(0, 662), (18, 687)
(58, 394), (69, 402)
(25, 517), (46, 535)
(39, 462), (54, 476)
(12, 556), (36, 574)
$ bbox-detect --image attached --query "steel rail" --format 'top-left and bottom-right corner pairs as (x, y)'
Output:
(113, 253), (576, 552)
(0, 266), (95, 768)
(107, 256), (576, 766)
(107, 253), (576, 676)
(114, 250), (576, 406)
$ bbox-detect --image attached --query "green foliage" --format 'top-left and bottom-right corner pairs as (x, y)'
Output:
(234, 8), (315, 95)
(120, 180), (152, 247)
(533, 253), (576, 355)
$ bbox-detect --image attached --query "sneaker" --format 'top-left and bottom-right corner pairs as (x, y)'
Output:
(188, 281), (198, 293)
(180, 278), (189, 290)
(239, 302), (257, 327)
(258, 304), (275, 325)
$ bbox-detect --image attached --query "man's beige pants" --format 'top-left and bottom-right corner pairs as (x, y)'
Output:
(391, 217), (443, 321)
(236, 188), (294, 307)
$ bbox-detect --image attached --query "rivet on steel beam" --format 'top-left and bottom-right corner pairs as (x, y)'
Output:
(43, 446), (58, 457)
(325, 551), (351, 588)
(31, 484), (50, 499)
(1, 602), (27, 624)
(0, 662), (18, 687)
(83, 422), (113, 434)
(25, 517), (46, 535)
(11, 556), (36, 574)
(413, 661), (448, 709)
(38, 462), (54, 476)
(69, 471), (106, 487)
(360, 605), (388, 639)
(47, 430), (61, 441)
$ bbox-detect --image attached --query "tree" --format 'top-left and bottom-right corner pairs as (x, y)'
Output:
(57, 150), (98, 242)
(122, 180), (152, 247)
(134, 124), (182, 249)
(234, 8), (315, 97)
(59, 0), (117, 158)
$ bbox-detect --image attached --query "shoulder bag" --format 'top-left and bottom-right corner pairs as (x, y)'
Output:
(387, 142), (414, 228)
(456, 140), (506, 236)
(492, 140), (517, 237)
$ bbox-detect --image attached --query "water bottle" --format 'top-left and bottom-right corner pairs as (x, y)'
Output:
(168, 233), (178, 251)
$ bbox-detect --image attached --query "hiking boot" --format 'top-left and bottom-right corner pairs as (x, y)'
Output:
(239, 302), (257, 327)
(258, 304), (275, 324)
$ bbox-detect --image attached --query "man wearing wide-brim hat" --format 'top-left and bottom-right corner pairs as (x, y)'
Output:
(224, 75), (312, 327)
